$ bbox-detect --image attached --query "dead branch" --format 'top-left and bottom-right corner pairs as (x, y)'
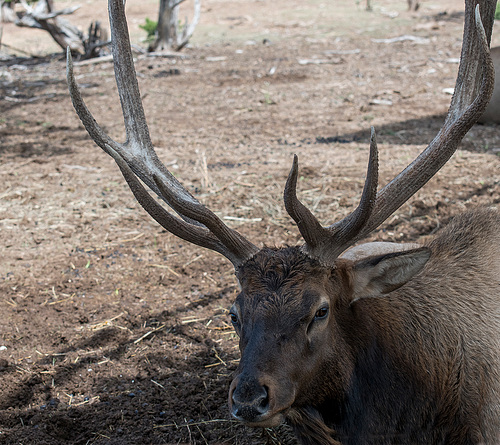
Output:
(15, 0), (84, 55)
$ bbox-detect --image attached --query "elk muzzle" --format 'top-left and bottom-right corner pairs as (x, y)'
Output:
(229, 373), (291, 427)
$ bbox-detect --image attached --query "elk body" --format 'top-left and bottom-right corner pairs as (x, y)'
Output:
(479, 45), (500, 123)
(231, 208), (500, 444)
(67, 0), (499, 443)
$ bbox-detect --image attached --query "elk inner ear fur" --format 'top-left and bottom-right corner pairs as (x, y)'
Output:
(351, 247), (431, 299)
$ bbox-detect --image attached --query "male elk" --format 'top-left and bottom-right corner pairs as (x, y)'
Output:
(67, 0), (499, 443)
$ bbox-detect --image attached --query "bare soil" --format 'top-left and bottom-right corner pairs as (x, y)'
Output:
(0, 0), (499, 444)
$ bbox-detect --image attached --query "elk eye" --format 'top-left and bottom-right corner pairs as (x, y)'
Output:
(230, 312), (239, 325)
(314, 306), (329, 320)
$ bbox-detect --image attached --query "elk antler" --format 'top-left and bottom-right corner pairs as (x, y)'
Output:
(67, 0), (259, 268)
(285, 1), (495, 265)
(284, 128), (379, 264)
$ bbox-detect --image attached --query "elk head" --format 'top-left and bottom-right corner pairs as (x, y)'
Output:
(228, 242), (434, 427)
(67, 0), (495, 432)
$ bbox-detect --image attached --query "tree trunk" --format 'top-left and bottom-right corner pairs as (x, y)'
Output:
(155, 0), (178, 51)
(407, 0), (420, 11)
(150, 0), (200, 52)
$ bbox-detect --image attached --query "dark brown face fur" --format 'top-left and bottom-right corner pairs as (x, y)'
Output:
(228, 247), (355, 427)
(226, 240), (434, 431)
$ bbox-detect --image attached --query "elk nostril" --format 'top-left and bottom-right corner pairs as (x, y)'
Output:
(256, 385), (270, 413)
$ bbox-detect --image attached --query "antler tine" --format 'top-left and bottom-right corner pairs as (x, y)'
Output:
(327, 128), (378, 244)
(284, 129), (379, 264)
(284, 154), (328, 249)
(108, 0), (150, 149)
(66, 7), (194, 219)
(67, 0), (197, 210)
(352, 2), (495, 242)
(67, 0), (259, 268)
(285, 1), (495, 265)
(67, 48), (120, 161)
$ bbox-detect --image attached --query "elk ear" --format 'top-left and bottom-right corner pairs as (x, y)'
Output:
(351, 247), (430, 299)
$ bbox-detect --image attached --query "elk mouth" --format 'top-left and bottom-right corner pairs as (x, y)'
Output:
(237, 410), (287, 428)
(229, 400), (289, 428)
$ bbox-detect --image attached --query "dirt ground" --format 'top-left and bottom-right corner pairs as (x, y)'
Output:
(0, 0), (499, 443)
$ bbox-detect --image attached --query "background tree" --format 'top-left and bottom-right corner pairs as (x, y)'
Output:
(148, 0), (201, 52)
(407, 0), (420, 10)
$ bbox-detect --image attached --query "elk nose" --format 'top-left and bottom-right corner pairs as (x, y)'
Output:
(230, 378), (270, 423)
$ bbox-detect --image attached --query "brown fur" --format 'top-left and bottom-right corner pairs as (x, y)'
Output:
(287, 407), (340, 445)
(230, 208), (500, 444)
